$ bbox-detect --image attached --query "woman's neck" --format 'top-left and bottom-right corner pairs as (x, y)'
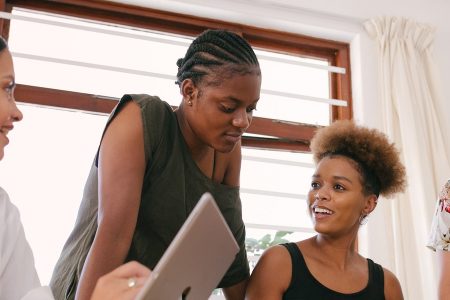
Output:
(174, 106), (216, 181)
(175, 106), (210, 160)
(309, 230), (360, 270)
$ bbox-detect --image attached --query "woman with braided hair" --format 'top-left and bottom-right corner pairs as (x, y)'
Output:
(50, 29), (261, 300)
(246, 120), (406, 300)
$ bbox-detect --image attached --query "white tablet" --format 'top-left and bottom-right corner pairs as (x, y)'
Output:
(135, 192), (240, 300)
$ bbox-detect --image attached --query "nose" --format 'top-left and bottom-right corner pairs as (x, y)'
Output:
(313, 188), (330, 201)
(314, 192), (323, 200)
(11, 100), (23, 122)
(232, 109), (251, 130)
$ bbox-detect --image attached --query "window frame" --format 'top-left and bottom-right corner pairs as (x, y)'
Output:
(1, 0), (352, 152)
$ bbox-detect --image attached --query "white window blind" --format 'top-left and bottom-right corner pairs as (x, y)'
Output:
(2, 8), (346, 126)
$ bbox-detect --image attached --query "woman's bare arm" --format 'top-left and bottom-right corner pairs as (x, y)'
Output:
(383, 268), (404, 300)
(437, 250), (450, 300)
(245, 246), (290, 300)
(76, 101), (146, 300)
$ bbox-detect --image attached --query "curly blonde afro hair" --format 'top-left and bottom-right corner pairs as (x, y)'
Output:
(310, 120), (406, 198)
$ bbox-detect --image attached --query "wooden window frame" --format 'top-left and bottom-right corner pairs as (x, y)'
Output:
(1, 0), (352, 152)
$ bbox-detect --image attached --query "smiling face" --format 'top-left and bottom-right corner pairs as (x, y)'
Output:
(0, 48), (23, 160)
(181, 71), (261, 153)
(308, 155), (377, 237)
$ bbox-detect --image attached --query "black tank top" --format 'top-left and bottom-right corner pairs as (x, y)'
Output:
(282, 242), (385, 300)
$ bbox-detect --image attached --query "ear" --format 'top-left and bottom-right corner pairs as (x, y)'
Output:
(362, 194), (378, 215)
(180, 79), (198, 102)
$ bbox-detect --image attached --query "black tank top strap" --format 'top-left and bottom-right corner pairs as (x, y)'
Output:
(367, 258), (385, 297)
(281, 243), (303, 288)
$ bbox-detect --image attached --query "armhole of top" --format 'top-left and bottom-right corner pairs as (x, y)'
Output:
(94, 94), (134, 167)
(94, 93), (173, 174)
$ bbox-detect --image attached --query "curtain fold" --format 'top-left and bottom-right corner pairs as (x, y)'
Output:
(364, 16), (450, 300)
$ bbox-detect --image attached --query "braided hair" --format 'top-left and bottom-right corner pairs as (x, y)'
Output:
(0, 37), (7, 52)
(175, 29), (260, 87)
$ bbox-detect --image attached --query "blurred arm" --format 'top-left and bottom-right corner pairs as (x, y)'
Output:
(437, 250), (450, 300)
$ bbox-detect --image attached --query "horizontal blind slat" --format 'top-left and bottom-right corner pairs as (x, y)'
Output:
(241, 188), (306, 200)
(245, 223), (315, 233)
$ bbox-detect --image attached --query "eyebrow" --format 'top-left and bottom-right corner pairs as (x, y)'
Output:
(226, 96), (260, 105)
(1, 75), (14, 81)
(312, 174), (353, 184)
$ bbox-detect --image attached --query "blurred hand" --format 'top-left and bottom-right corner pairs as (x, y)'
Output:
(90, 261), (151, 300)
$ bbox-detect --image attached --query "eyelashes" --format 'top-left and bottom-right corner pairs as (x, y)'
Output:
(4, 80), (15, 98)
(310, 181), (346, 191)
(221, 105), (235, 113)
(246, 106), (257, 113)
(220, 104), (257, 114)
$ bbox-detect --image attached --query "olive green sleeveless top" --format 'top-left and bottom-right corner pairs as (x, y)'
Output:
(49, 94), (249, 300)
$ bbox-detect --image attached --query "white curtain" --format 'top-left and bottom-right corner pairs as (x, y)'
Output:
(364, 16), (450, 300)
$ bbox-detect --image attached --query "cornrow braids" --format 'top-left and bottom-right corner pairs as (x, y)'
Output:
(175, 29), (260, 86)
(219, 30), (258, 64)
(0, 37), (7, 52)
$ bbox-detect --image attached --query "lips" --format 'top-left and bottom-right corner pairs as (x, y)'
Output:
(311, 205), (334, 220)
(313, 206), (334, 214)
(223, 132), (243, 143)
(0, 125), (13, 144)
(0, 132), (9, 145)
(0, 125), (13, 135)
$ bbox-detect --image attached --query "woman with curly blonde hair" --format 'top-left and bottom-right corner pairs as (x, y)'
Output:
(246, 120), (407, 300)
